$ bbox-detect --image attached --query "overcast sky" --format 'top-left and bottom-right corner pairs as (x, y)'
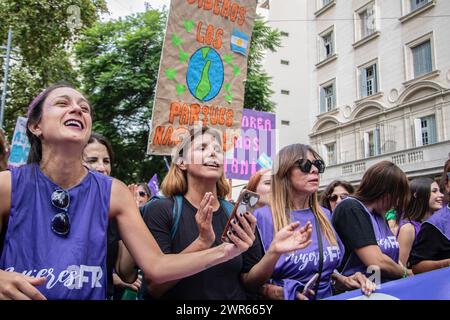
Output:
(103, 0), (171, 20)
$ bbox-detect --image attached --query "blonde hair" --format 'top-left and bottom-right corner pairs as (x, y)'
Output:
(271, 144), (337, 245)
(161, 127), (230, 198)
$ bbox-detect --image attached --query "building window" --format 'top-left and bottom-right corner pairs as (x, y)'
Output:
(410, 0), (429, 11)
(359, 63), (378, 98)
(355, 2), (377, 41)
(280, 31), (289, 37)
(281, 120), (290, 126)
(320, 80), (336, 113)
(281, 90), (290, 95)
(326, 142), (337, 165)
(412, 40), (432, 78)
(319, 30), (335, 61)
(364, 128), (381, 157)
(414, 115), (436, 146)
(280, 60), (290, 65)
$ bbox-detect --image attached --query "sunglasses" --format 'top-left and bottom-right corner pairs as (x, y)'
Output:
(138, 191), (149, 198)
(51, 189), (70, 237)
(295, 159), (326, 174)
(329, 193), (349, 202)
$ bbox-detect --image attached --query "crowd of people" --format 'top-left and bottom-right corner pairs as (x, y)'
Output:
(0, 83), (449, 300)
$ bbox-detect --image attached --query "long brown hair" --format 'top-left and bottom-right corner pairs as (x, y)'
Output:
(161, 127), (230, 198)
(0, 129), (8, 171)
(354, 161), (410, 219)
(271, 144), (337, 245)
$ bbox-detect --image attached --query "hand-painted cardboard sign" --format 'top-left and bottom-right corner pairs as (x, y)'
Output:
(224, 108), (275, 180)
(7, 117), (30, 169)
(147, 0), (258, 155)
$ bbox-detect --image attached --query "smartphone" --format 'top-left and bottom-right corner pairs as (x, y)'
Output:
(221, 189), (260, 243)
(302, 273), (319, 296)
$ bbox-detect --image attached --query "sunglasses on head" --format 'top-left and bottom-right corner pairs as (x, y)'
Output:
(329, 193), (349, 202)
(51, 189), (70, 237)
(295, 159), (326, 174)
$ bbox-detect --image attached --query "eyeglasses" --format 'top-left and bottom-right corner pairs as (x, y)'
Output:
(329, 193), (349, 202)
(295, 159), (326, 174)
(138, 191), (148, 198)
(51, 189), (70, 237)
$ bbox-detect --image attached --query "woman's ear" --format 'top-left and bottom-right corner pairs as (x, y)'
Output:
(28, 122), (42, 138)
(176, 157), (187, 171)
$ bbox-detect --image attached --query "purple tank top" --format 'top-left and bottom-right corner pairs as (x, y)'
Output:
(0, 163), (112, 300)
(340, 197), (399, 282)
(254, 205), (344, 300)
(424, 205), (450, 241)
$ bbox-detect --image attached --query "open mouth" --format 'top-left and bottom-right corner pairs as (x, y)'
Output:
(203, 161), (220, 168)
(64, 119), (84, 130)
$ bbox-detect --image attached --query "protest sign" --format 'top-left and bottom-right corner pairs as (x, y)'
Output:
(148, 0), (258, 155)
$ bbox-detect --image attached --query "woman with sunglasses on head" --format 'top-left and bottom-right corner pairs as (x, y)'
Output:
(409, 160), (450, 274)
(332, 161), (412, 284)
(397, 178), (444, 267)
(254, 144), (375, 300)
(0, 83), (268, 300)
(320, 180), (354, 213)
(141, 127), (313, 300)
(246, 168), (272, 208)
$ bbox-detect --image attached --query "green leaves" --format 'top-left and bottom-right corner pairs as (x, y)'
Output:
(165, 68), (177, 80)
(171, 33), (182, 47)
(223, 54), (233, 65)
(232, 64), (241, 77)
(176, 83), (186, 96)
(183, 19), (194, 33)
(179, 49), (189, 63)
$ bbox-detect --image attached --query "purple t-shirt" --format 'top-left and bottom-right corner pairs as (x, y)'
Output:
(0, 163), (112, 300)
(254, 205), (344, 300)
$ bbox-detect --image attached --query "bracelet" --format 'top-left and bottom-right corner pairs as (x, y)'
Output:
(402, 266), (408, 278)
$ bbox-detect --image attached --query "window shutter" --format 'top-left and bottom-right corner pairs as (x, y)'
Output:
(373, 64), (378, 93)
(414, 118), (423, 147)
(428, 115), (437, 144)
(364, 132), (370, 158)
(332, 82), (336, 109)
(359, 68), (367, 98)
(320, 87), (326, 113)
(374, 128), (381, 155)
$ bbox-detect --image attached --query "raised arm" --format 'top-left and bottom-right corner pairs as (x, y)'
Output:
(110, 179), (252, 285)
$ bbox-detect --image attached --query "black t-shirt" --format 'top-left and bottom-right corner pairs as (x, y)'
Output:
(142, 197), (264, 300)
(331, 199), (377, 272)
(106, 219), (120, 299)
(408, 222), (450, 267)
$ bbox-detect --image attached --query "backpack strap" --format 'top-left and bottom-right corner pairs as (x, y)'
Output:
(170, 195), (184, 240)
(219, 198), (234, 217)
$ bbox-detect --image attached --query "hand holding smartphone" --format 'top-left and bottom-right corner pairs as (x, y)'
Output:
(302, 273), (319, 297)
(221, 190), (260, 243)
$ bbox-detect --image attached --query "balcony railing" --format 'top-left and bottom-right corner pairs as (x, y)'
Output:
(320, 140), (450, 189)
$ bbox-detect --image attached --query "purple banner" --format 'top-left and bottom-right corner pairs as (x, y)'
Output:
(148, 174), (160, 197)
(224, 109), (276, 180)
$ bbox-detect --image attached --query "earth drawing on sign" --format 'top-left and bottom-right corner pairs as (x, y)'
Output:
(186, 47), (224, 102)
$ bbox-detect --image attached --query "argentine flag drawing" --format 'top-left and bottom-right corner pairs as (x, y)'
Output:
(231, 28), (249, 56)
